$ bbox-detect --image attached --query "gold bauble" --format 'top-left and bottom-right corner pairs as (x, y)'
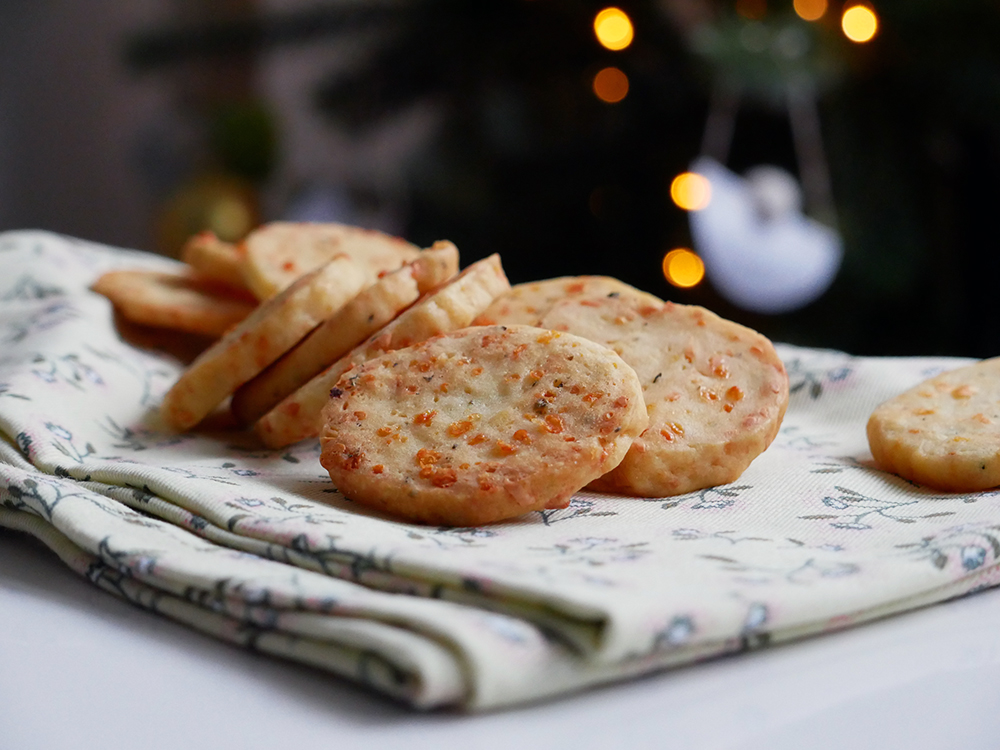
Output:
(156, 173), (259, 257)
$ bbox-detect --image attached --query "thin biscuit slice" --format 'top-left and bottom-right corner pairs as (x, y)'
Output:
(539, 296), (789, 497)
(257, 253), (510, 449)
(472, 276), (663, 326)
(408, 240), (461, 292)
(231, 241), (460, 425)
(92, 268), (256, 338)
(160, 254), (367, 431)
(867, 358), (1000, 491)
(180, 231), (251, 293)
(320, 325), (648, 526)
(240, 221), (421, 300)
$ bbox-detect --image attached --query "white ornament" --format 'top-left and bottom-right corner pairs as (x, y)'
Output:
(689, 156), (842, 314)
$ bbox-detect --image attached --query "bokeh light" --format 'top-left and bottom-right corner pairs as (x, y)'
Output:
(793, 0), (827, 21)
(594, 8), (634, 51)
(670, 172), (712, 211)
(662, 248), (705, 289)
(209, 198), (253, 240)
(842, 5), (878, 42)
(593, 66), (629, 103)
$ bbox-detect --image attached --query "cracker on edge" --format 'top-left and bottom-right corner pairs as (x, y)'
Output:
(231, 241), (460, 425)
(160, 254), (367, 431)
(256, 253), (511, 449)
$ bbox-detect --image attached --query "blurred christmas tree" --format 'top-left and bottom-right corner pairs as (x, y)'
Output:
(310, 1), (707, 292)
(129, 0), (1000, 357)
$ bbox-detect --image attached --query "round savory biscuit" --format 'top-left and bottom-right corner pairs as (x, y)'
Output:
(230, 241), (459, 425)
(539, 296), (788, 497)
(256, 253), (511, 449)
(180, 231), (250, 293)
(240, 221), (421, 299)
(92, 268), (256, 338)
(320, 325), (648, 526)
(472, 276), (663, 327)
(160, 254), (367, 431)
(867, 357), (1000, 491)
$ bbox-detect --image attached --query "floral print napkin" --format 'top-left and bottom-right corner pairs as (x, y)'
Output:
(3, 230), (999, 710)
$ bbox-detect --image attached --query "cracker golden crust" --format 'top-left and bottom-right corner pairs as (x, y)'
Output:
(160, 255), (367, 431)
(319, 325), (648, 525)
(867, 358), (1000, 492)
(256, 253), (511, 449)
(539, 297), (788, 497)
(409, 241), (461, 293)
(91, 268), (256, 338)
(180, 231), (250, 293)
(472, 276), (663, 327)
(239, 221), (421, 300)
(230, 242), (459, 426)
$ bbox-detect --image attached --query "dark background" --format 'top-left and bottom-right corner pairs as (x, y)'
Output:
(1, 0), (998, 358)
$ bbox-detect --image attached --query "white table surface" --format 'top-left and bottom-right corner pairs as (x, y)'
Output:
(3, 526), (1000, 750)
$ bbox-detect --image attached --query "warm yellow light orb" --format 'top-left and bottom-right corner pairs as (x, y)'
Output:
(594, 8), (634, 51)
(662, 248), (705, 289)
(842, 5), (878, 43)
(209, 197), (253, 240)
(793, 0), (827, 21)
(593, 66), (629, 103)
(670, 172), (711, 211)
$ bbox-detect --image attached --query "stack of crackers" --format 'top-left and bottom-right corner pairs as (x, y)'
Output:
(95, 221), (797, 525)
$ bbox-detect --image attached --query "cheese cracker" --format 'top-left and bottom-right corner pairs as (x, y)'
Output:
(539, 296), (789, 497)
(239, 221), (421, 300)
(473, 276), (662, 327)
(180, 231), (250, 293)
(231, 241), (459, 425)
(867, 357), (1000, 491)
(160, 254), (367, 431)
(92, 268), (256, 338)
(256, 253), (510, 449)
(320, 325), (647, 525)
